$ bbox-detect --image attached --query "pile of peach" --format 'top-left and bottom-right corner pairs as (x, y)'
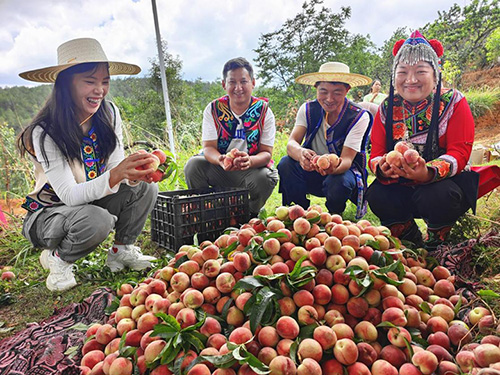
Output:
(79, 204), (500, 375)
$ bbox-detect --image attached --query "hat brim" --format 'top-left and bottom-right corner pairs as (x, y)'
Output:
(295, 72), (372, 88)
(19, 61), (141, 83)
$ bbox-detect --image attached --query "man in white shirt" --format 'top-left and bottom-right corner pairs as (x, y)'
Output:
(278, 62), (373, 219)
(184, 58), (278, 217)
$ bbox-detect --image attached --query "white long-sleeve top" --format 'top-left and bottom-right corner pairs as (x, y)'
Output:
(23, 102), (128, 212)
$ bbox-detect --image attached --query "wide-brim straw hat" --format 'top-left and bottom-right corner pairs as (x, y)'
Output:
(19, 38), (141, 83)
(295, 62), (372, 88)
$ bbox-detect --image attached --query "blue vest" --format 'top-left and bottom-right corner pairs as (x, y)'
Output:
(303, 99), (372, 219)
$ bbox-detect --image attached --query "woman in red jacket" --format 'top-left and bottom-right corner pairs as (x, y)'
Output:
(366, 31), (479, 250)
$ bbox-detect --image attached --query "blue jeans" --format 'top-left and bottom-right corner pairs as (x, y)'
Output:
(277, 156), (357, 214)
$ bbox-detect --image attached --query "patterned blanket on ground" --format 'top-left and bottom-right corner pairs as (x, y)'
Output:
(0, 288), (113, 375)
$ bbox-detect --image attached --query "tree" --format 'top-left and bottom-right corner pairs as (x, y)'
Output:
(423, 0), (500, 80)
(254, 0), (352, 101)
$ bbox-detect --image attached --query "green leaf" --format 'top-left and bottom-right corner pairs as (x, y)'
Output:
(299, 324), (317, 339)
(221, 297), (234, 320)
(221, 241), (239, 258)
(233, 345), (247, 361)
(193, 353), (237, 368)
(289, 341), (298, 364)
(403, 337), (414, 358)
(370, 250), (386, 266)
(365, 239), (381, 250)
(119, 332), (127, 351)
(64, 345), (80, 359)
(454, 292), (463, 315)
(66, 322), (91, 331)
(174, 255), (189, 269)
(182, 331), (206, 352)
(306, 215), (321, 224)
(249, 287), (277, 333)
(155, 314), (181, 331)
(160, 340), (180, 365)
(376, 321), (398, 329)
(120, 346), (138, 359)
(419, 302), (432, 315)
(478, 289), (500, 298)
(289, 256), (308, 278)
(234, 277), (265, 291)
(181, 310), (206, 332)
(262, 232), (288, 240)
(105, 297), (121, 315)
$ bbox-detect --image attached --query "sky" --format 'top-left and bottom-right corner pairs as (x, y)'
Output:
(0, 0), (467, 87)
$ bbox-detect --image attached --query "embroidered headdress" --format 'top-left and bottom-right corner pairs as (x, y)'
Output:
(386, 31), (445, 161)
(392, 30), (443, 82)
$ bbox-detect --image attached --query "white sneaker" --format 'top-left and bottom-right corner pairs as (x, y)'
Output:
(106, 245), (156, 272)
(39, 250), (77, 292)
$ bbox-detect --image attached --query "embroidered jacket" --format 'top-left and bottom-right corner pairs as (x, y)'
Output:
(303, 99), (372, 219)
(369, 89), (474, 184)
(211, 95), (269, 155)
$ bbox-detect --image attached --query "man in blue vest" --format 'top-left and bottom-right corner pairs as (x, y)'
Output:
(278, 62), (373, 219)
(184, 57), (278, 217)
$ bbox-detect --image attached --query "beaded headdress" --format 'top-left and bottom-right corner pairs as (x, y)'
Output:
(392, 30), (443, 82)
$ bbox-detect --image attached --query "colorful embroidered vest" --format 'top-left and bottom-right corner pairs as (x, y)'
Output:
(211, 95), (268, 155)
(303, 99), (372, 219)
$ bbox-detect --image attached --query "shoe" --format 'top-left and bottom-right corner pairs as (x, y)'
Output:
(39, 250), (77, 292)
(389, 220), (424, 248)
(106, 245), (156, 272)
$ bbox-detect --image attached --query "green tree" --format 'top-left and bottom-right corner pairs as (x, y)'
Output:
(254, 0), (352, 102)
(486, 27), (500, 65)
(423, 0), (500, 80)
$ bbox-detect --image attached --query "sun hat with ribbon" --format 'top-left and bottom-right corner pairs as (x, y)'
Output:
(295, 62), (372, 88)
(19, 38), (141, 83)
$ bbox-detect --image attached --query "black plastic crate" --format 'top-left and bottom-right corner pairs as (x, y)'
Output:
(151, 187), (249, 252)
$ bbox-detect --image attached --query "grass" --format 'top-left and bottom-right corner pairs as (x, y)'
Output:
(464, 87), (500, 118)
(1, 130), (500, 340)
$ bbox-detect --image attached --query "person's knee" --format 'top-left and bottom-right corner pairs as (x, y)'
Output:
(75, 205), (115, 244)
(184, 156), (207, 178)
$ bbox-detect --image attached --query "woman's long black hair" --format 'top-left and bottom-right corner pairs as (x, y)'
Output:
(17, 62), (117, 166)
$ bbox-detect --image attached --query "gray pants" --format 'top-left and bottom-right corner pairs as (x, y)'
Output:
(22, 182), (158, 263)
(184, 155), (278, 214)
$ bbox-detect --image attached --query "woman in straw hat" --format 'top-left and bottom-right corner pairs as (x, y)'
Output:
(277, 62), (373, 219)
(366, 30), (479, 251)
(17, 38), (158, 292)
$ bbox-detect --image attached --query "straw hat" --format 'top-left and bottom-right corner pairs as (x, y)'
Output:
(19, 38), (141, 83)
(295, 62), (372, 87)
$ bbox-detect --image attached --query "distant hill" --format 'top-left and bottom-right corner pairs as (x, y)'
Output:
(0, 77), (149, 132)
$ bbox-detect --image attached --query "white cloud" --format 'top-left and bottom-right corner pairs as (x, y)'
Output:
(1, 0), (463, 87)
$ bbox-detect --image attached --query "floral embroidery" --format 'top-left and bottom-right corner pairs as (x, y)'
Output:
(393, 122), (406, 139)
(427, 158), (452, 181)
(82, 127), (105, 181)
(393, 106), (404, 121)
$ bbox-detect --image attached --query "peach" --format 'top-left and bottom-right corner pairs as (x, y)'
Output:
(297, 358), (322, 375)
(226, 306), (244, 326)
(426, 345), (453, 362)
(387, 327), (411, 347)
(436, 361), (459, 375)
(333, 338), (358, 365)
(130, 288), (149, 307)
(274, 339), (292, 357)
(394, 141), (410, 154)
(455, 350), (476, 372)
(399, 363), (423, 375)
(356, 342), (377, 367)
(206, 333), (227, 350)
(187, 364), (210, 375)
(469, 306), (490, 325)
(404, 149), (419, 166)
(81, 350), (106, 370)
(297, 305), (318, 325)
(411, 350), (438, 375)
(202, 286), (221, 304)
(324, 236), (342, 254)
(353, 321), (377, 342)
(116, 318), (136, 336)
(371, 359), (398, 375)
(82, 339), (105, 356)
(276, 316), (300, 340)
(309, 246), (327, 266)
(275, 206), (289, 221)
(108, 357), (133, 375)
(289, 246), (308, 262)
(433, 279), (455, 298)
(288, 205), (306, 221)
(331, 224), (349, 240)
(386, 150), (403, 167)
(170, 272), (191, 293)
(258, 326), (280, 347)
(414, 268), (436, 287)
(297, 338), (323, 362)
(200, 317), (222, 337)
(449, 322), (474, 349)
(233, 252), (251, 272)
(326, 255), (346, 272)
(313, 325), (337, 350)
(202, 259), (221, 278)
(473, 343), (500, 367)
(268, 355), (296, 375)
(293, 218), (311, 236)
(258, 347), (278, 366)
(346, 297), (369, 318)
(137, 311), (159, 333)
(321, 359), (344, 375)
(379, 345), (406, 368)
(381, 307), (407, 326)
(95, 324), (118, 345)
(215, 272), (236, 294)
(190, 272), (210, 290)
(324, 309), (345, 326)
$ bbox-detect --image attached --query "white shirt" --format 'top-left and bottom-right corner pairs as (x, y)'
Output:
(294, 102), (371, 155)
(202, 101), (276, 152)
